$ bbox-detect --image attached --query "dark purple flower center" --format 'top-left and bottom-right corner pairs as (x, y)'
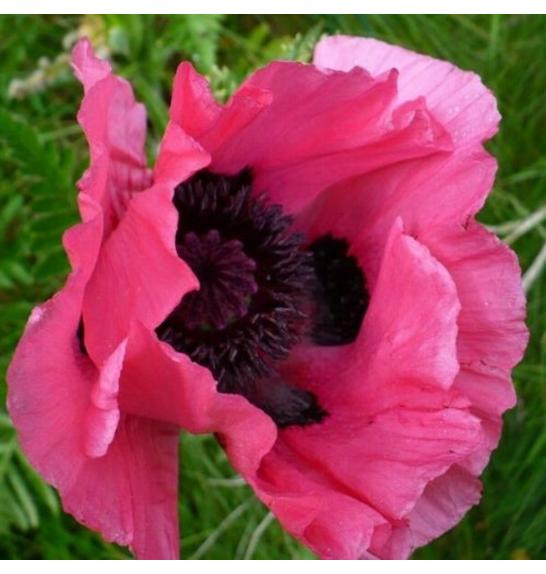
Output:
(175, 230), (258, 331)
(156, 170), (368, 428)
(310, 235), (368, 346)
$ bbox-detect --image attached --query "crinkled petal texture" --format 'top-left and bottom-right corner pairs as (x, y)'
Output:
(7, 40), (178, 559)
(8, 39), (276, 560)
(7, 36), (528, 561)
(167, 36), (526, 558)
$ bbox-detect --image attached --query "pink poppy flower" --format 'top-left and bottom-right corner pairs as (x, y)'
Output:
(7, 36), (528, 560)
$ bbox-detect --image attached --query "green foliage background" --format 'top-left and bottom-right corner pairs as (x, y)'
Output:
(0, 14), (545, 559)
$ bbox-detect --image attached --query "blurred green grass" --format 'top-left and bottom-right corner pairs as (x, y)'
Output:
(0, 14), (545, 559)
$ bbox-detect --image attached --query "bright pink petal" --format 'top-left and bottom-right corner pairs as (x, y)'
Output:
(167, 58), (456, 218)
(117, 321), (277, 481)
(226, 222), (482, 559)
(305, 40), (501, 243)
(68, 415), (180, 560)
(81, 180), (202, 365)
(200, 84), (272, 162)
(211, 62), (393, 171)
(372, 464), (481, 559)
(169, 61), (431, 216)
(84, 339), (125, 458)
(405, 465), (482, 551)
(7, 221), (179, 560)
(8, 228), (100, 494)
(356, 220), (461, 393)
(153, 122), (211, 186)
(280, 406), (481, 523)
(277, 202), (525, 558)
(118, 321), (223, 431)
(169, 62), (222, 138)
(254, 96), (452, 215)
(314, 35), (500, 146)
(254, 441), (388, 560)
(79, 85), (214, 365)
(290, 221), (462, 404)
(240, 404), (480, 560)
(424, 222), (527, 374)
(118, 322), (277, 463)
(298, 147), (497, 287)
(278, 225), (477, 516)
(71, 38), (111, 90)
(419, 222), (528, 472)
(168, 63), (271, 167)
(71, 38), (151, 236)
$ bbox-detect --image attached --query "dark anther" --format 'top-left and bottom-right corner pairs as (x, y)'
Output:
(242, 377), (328, 429)
(157, 169), (327, 428)
(309, 234), (368, 346)
(176, 229), (258, 331)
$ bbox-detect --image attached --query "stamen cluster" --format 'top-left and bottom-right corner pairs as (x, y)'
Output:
(157, 170), (367, 428)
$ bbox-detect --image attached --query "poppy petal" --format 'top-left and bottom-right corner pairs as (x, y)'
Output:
(314, 35), (500, 146)
(255, 96), (452, 216)
(419, 221), (527, 472)
(71, 39), (151, 235)
(7, 221), (179, 559)
(81, 183), (201, 365)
